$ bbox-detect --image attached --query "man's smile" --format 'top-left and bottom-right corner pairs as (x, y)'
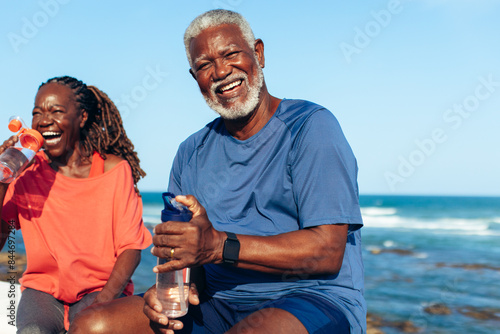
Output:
(218, 79), (243, 93)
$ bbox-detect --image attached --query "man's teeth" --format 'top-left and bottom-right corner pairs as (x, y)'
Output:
(220, 80), (242, 92)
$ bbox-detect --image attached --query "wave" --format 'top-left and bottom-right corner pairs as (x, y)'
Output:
(362, 213), (500, 236)
(360, 207), (397, 216)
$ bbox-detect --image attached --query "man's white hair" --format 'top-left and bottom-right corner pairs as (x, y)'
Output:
(184, 9), (256, 68)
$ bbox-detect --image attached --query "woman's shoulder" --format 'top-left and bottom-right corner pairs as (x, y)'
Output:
(102, 154), (125, 173)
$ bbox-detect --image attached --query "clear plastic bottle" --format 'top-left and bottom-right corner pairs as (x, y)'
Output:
(0, 116), (44, 184)
(156, 192), (192, 318)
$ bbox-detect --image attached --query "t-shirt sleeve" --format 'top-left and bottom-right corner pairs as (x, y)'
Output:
(291, 108), (363, 232)
(112, 163), (152, 256)
(168, 150), (183, 195)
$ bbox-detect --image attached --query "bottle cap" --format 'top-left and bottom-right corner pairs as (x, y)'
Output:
(19, 129), (44, 151)
(8, 119), (22, 132)
(161, 192), (192, 222)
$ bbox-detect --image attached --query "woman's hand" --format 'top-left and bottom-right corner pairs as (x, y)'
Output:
(0, 135), (18, 155)
(142, 283), (200, 333)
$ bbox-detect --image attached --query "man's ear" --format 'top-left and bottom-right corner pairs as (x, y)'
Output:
(254, 39), (265, 68)
(189, 68), (196, 80)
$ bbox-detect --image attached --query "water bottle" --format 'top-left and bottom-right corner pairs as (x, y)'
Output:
(0, 116), (44, 184)
(156, 192), (192, 318)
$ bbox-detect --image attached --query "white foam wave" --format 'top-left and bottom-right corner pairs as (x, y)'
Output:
(361, 207), (397, 216)
(362, 214), (500, 236)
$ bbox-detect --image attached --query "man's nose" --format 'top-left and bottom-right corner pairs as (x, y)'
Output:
(212, 58), (231, 81)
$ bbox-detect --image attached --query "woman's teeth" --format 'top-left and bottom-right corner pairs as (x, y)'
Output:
(42, 132), (62, 145)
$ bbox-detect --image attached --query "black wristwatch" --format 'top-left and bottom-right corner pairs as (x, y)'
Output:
(222, 232), (240, 264)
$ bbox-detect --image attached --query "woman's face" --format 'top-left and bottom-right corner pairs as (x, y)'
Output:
(32, 83), (88, 160)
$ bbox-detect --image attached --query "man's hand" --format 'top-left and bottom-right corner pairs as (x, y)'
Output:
(142, 283), (200, 333)
(152, 195), (225, 273)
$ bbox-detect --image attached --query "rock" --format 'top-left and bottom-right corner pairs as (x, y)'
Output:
(367, 313), (386, 334)
(424, 303), (452, 315)
(458, 306), (500, 320)
(370, 248), (414, 256)
(435, 262), (500, 271)
(0, 252), (27, 284)
(367, 312), (421, 333)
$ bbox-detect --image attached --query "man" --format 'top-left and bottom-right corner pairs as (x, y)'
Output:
(70, 9), (366, 334)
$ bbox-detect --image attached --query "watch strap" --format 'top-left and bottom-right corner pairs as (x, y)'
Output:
(223, 231), (240, 264)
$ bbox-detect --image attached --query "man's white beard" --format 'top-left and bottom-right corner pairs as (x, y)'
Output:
(203, 65), (264, 120)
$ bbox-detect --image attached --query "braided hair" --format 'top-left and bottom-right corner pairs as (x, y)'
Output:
(39, 76), (146, 192)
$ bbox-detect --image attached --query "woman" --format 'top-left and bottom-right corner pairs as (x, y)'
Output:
(0, 76), (152, 333)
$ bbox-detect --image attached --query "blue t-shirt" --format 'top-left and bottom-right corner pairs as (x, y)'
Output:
(168, 99), (366, 333)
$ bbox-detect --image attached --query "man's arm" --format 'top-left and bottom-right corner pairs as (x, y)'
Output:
(228, 224), (347, 275)
(153, 195), (348, 277)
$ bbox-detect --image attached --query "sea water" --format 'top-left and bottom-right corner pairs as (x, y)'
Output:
(6, 194), (500, 333)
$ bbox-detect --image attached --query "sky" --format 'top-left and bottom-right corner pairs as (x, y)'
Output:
(1, 0), (499, 196)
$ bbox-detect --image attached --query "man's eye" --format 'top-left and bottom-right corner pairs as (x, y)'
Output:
(197, 63), (210, 71)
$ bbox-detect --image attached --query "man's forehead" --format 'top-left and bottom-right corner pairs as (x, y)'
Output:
(190, 25), (247, 59)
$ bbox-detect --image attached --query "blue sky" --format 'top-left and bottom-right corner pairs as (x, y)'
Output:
(1, 0), (499, 196)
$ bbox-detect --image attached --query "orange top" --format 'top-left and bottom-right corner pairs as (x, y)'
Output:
(89, 151), (105, 177)
(2, 152), (152, 303)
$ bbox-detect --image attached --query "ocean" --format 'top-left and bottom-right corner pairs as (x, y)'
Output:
(5, 194), (500, 333)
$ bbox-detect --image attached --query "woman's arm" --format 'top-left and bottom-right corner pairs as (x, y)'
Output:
(92, 249), (141, 304)
(0, 136), (16, 250)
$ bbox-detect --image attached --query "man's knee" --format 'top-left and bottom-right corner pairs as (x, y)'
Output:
(68, 308), (110, 334)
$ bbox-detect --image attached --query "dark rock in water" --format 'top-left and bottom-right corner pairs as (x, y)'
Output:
(367, 313), (421, 333)
(458, 306), (500, 320)
(0, 252), (27, 284)
(370, 248), (415, 256)
(424, 303), (452, 315)
(367, 313), (385, 334)
(435, 262), (500, 271)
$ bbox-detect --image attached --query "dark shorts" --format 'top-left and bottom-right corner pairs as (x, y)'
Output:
(177, 292), (350, 334)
